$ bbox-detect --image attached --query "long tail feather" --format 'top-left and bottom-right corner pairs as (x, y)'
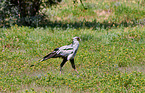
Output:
(43, 52), (57, 61)
(30, 58), (45, 67)
(30, 52), (57, 67)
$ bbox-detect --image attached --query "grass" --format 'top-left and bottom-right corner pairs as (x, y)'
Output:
(1, 0), (145, 92)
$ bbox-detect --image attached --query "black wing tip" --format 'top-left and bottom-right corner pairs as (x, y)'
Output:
(54, 48), (59, 51)
(30, 65), (34, 67)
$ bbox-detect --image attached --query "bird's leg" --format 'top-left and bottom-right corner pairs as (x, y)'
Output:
(60, 58), (67, 74)
(75, 69), (79, 74)
(70, 59), (79, 74)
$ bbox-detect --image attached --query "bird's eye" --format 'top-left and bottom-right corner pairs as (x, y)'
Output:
(77, 37), (80, 41)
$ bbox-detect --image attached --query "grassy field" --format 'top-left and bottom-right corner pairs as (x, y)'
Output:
(1, 0), (145, 92)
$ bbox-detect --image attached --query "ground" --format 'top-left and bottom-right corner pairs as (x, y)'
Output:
(0, 0), (145, 92)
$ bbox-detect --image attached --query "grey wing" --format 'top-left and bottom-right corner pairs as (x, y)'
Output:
(56, 45), (74, 57)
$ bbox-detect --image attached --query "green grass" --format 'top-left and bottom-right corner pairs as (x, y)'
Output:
(1, 0), (145, 92)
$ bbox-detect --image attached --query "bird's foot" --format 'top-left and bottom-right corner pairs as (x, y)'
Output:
(75, 69), (79, 74)
(77, 74), (79, 77)
(74, 69), (79, 77)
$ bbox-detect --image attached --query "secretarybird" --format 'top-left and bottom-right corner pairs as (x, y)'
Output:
(31, 37), (81, 74)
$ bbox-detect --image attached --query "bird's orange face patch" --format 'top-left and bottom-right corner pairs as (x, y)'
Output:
(73, 37), (81, 41)
(77, 37), (81, 41)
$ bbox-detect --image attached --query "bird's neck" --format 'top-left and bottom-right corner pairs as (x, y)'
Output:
(71, 40), (79, 55)
(72, 40), (79, 47)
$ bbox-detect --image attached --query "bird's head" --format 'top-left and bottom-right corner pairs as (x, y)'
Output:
(73, 37), (81, 42)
